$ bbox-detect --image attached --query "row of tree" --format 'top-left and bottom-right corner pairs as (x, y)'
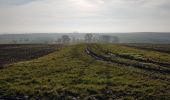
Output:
(11, 34), (119, 44)
(85, 34), (119, 43)
(56, 34), (119, 44)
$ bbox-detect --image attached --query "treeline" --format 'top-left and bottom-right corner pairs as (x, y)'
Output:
(55, 34), (119, 44)
(9, 34), (120, 44)
(1, 33), (170, 44)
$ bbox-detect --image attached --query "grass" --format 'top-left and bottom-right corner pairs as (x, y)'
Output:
(124, 43), (170, 54)
(0, 44), (170, 99)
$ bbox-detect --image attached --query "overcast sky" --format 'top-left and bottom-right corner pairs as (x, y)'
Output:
(0, 0), (170, 33)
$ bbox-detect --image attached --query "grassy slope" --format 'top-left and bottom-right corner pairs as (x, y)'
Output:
(0, 44), (170, 99)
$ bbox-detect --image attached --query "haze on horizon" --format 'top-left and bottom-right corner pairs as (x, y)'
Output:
(0, 0), (170, 33)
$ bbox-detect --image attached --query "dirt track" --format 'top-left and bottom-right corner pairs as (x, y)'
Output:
(85, 48), (170, 74)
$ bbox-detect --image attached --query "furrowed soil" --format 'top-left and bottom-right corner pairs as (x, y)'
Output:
(0, 44), (170, 100)
(0, 44), (62, 68)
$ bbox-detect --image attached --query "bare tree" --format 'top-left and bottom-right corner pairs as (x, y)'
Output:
(72, 37), (76, 43)
(99, 35), (112, 43)
(112, 36), (120, 43)
(12, 40), (17, 44)
(19, 38), (23, 43)
(61, 35), (71, 44)
(25, 38), (29, 42)
(85, 34), (93, 43)
(55, 38), (62, 44)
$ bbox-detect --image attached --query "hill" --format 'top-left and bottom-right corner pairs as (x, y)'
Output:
(0, 44), (170, 99)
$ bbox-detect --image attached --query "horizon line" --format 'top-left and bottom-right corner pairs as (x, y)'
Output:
(1, 32), (170, 35)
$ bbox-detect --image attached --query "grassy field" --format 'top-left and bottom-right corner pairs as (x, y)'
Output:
(0, 44), (170, 99)
(124, 44), (170, 54)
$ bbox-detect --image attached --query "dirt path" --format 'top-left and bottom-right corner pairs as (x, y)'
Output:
(85, 48), (170, 74)
(105, 52), (170, 68)
(85, 48), (170, 81)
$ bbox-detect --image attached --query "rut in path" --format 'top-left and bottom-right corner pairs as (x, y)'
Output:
(105, 52), (170, 68)
(85, 48), (170, 74)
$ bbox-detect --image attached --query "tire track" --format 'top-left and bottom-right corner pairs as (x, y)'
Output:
(85, 48), (170, 74)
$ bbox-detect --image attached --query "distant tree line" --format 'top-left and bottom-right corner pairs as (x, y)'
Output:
(84, 34), (119, 43)
(12, 38), (30, 44)
(10, 34), (119, 44)
(55, 34), (119, 44)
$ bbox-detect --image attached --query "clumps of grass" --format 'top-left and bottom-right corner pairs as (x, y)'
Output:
(0, 44), (170, 99)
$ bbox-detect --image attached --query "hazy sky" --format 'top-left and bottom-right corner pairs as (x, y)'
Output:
(0, 0), (170, 33)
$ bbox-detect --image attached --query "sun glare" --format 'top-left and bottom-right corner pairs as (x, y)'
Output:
(71, 0), (104, 11)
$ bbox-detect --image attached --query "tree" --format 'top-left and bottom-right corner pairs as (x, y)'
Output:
(25, 38), (29, 42)
(61, 35), (71, 44)
(12, 40), (17, 44)
(99, 35), (112, 43)
(72, 37), (76, 43)
(85, 34), (93, 43)
(55, 38), (62, 44)
(112, 36), (120, 43)
(19, 38), (23, 42)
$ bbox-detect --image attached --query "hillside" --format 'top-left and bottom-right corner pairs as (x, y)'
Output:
(0, 44), (170, 99)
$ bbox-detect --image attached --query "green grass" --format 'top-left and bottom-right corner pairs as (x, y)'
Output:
(124, 43), (170, 54)
(0, 44), (170, 99)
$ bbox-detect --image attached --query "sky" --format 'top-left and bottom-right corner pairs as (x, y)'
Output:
(0, 0), (170, 33)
